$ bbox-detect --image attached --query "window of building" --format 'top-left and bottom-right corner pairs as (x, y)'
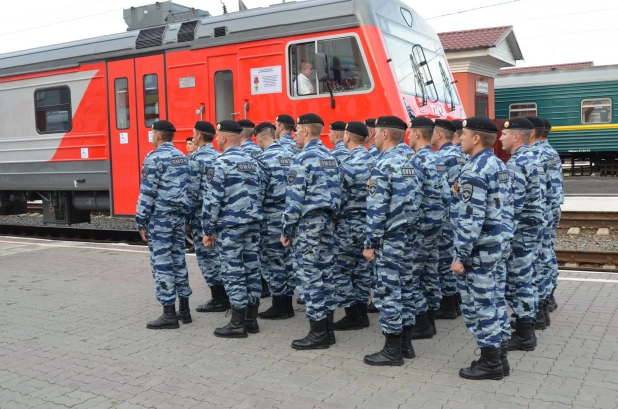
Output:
(581, 98), (612, 123)
(34, 86), (72, 134)
(143, 74), (159, 127)
(114, 78), (130, 130)
(475, 94), (488, 117)
(509, 103), (537, 118)
(288, 35), (372, 97)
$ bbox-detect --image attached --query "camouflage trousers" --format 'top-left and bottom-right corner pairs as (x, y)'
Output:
(147, 214), (192, 305)
(438, 221), (458, 297)
(261, 208), (295, 298)
(496, 245), (510, 341)
(189, 212), (222, 287)
(457, 249), (504, 348)
(550, 208), (561, 290)
(534, 226), (554, 301)
(374, 231), (416, 335)
(506, 238), (536, 321)
(292, 212), (337, 321)
(333, 215), (372, 307)
(216, 222), (261, 308)
(412, 230), (442, 313)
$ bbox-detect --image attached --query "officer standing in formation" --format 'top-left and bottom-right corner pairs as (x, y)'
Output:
(136, 112), (563, 381)
(328, 121), (349, 164)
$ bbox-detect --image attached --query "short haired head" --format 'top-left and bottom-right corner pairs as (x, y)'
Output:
(408, 116), (435, 141)
(194, 121), (216, 143)
(152, 120), (176, 142)
(237, 119), (255, 139)
(253, 122), (276, 139)
(501, 117), (534, 149)
(462, 116), (498, 148)
(541, 117), (551, 138)
(344, 121), (368, 144)
(275, 114), (295, 134)
(375, 116), (407, 141)
(433, 119), (456, 141)
(296, 113), (324, 136)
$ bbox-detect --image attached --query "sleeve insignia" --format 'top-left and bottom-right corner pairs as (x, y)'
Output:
(287, 169), (297, 185)
(461, 183), (473, 202)
(368, 180), (377, 196)
(142, 167), (148, 180)
(206, 167), (215, 184)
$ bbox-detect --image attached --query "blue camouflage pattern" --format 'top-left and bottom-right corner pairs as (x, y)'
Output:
(241, 139), (263, 159)
(541, 140), (563, 291)
(136, 141), (192, 305)
(332, 140), (349, 164)
(368, 144), (380, 159)
(278, 132), (300, 156)
(397, 140), (415, 161)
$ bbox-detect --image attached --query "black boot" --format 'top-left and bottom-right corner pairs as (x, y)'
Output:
(543, 300), (551, 327)
(286, 296), (295, 318)
(146, 305), (179, 329)
(258, 297), (290, 320)
(500, 341), (510, 376)
(507, 319), (536, 351)
(357, 302), (370, 328)
(434, 295), (458, 320)
(364, 333), (404, 366)
(260, 277), (271, 299)
(196, 285), (227, 313)
(535, 302), (547, 330)
(510, 320), (516, 330)
(333, 304), (364, 331)
(548, 289), (558, 312)
(326, 311), (336, 345)
(401, 326), (416, 359)
(459, 347), (504, 380)
(367, 301), (379, 313)
(455, 292), (463, 316)
(428, 309), (437, 335)
(246, 303), (260, 334)
(214, 307), (248, 338)
(177, 298), (192, 324)
(291, 319), (329, 350)
(410, 314), (434, 340)
(296, 296), (305, 305)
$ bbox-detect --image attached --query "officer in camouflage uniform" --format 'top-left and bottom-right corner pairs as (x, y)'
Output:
(452, 119), (464, 151)
(136, 120), (192, 330)
(252, 122), (296, 320)
(366, 118), (380, 159)
(451, 117), (510, 381)
(187, 121), (228, 314)
(363, 116), (420, 366)
(202, 120), (264, 339)
(329, 121), (349, 164)
(431, 119), (467, 320)
(238, 119), (262, 159)
(499, 117), (545, 352)
(275, 114), (300, 156)
(332, 121), (375, 331)
(281, 113), (341, 350)
(406, 117), (446, 340)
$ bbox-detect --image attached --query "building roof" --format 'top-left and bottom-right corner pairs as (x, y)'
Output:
(438, 26), (513, 52)
(499, 61), (594, 75)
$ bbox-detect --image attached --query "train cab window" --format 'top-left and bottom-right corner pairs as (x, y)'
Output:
(509, 103), (537, 119)
(581, 98), (612, 123)
(34, 86), (72, 134)
(114, 78), (130, 130)
(214, 70), (234, 123)
(143, 74), (160, 127)
(289, 41), (317, 96)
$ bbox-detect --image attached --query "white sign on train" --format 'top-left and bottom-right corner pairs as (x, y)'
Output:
(250, 65), (282, 95)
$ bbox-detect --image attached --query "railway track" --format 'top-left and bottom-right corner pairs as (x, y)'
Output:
(0, 224), (144, 245)
(557, 249), (618, 270)
(559, 211), (618, 228)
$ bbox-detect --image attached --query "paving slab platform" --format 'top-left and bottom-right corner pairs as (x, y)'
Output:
(1, 237), (618, 409)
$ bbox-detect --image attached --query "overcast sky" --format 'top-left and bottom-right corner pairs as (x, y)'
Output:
(2, 0), (618, 67)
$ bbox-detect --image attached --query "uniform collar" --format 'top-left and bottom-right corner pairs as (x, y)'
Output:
(511, 145), (527, 157)
(264, 141), (280, 152)
(417, 144), (432, 152)
(350, 145), (366, 157)
(470, 147), (494, 160)
(304, 139), (321, 149)
(241, 139), (256, 146)
(158, 141), (174, 150)
(224, 145), (242, 154)
(438, 141), (453, 151)
(335, 140), (345, 149)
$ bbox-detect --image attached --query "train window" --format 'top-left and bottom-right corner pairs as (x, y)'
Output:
(34, 86), (72, 134)
(289, 41), (317, 96)
(509, 103), (537, 119)
(143, 74), (160, 127)
(114, 78), (130, 130)
(214, 70), (234, 123)
(581, 98), (612, 124)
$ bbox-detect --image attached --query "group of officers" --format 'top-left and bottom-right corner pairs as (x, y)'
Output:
(135, 111), (563, 381)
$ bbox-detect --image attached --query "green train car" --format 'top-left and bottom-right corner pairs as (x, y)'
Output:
(495, 63), (618, 169)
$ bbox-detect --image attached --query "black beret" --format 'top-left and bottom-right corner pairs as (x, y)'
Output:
(451, 119), (464, 131)
(434, 119), (456, 132)
(345, 121), (368, 138)
(186, 137), (194, 142)
(152, 120), (176, 132)
(297, 113), (324, 125)
(253, 122), (276, 136)
(194, 121), (215, 134)
(525, 116), (545, 130)
(503, 117), (533, 130)
(237, 119), (255, 128)
(408, 116), (435, 129)
(542, 117), (552, 130)
(329, 121), (346, 131)
(365, 118), (377, 128)
(462, 116), (499, 133)
(217, 120), (243, 134)
(275, 114), (295, 126)
(375, 116), (407, 131)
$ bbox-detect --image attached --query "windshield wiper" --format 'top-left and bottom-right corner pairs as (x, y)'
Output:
(411, 44), (439, 104)
(439, 62), (455, 112)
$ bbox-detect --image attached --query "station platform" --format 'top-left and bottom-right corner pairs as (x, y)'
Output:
(562, 196), (618, 212)
(0, 236), (617, 409)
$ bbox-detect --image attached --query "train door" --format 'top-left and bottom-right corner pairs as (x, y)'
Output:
(208, 54), (239, 127)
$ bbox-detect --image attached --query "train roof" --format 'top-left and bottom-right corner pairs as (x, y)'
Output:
(495, 63), (618, 89)
(0, 0), (432, 78)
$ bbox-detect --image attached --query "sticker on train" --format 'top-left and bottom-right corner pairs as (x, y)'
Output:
(250, 65), (282, 95)
(179, 76), (196, 89)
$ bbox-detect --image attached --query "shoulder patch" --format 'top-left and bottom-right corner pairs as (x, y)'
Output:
(461, 183), (473, 202)
(436, 164), (447, 174)
(237, 162), (256, 172)
(170, 156), (188, 166)
(367, 163), (374, 172)
(320, 159), (337, 168)
(141, 167), (148, 180)
(287, 169), (297, 185)
(537, 165), (545, 175)
(407, 153), (415, 160)
(367, 180), (377, 196)
(279, 157), (292, 167)
(206, 167), (215, 184)
(498, 171), (510, 183)
(456, 156), (467, 165)
(401, 167), (416, 178)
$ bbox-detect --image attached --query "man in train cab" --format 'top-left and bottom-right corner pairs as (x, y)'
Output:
(238, 119), (262, 159)
(332, 121), (375, 331)
(329, 121), (349, 164)
(281, 113), (341, 350)
(365, 118), (380, 159)
(186, 137), (197, 155)
(293, 61), (316, 96)
(540, 118), (562, 313)
(275, 114), (299, 155)
(202, 120), (264, 338)
(253, 122), (296, 320)
(499, 117), (544, 352)
(526, 116), (554, 331)
(405, 117), (445, 340)
(187, 121), (229, 315)
(136, 120), (192, 330)
(451, 117), (510, 380)
(362, 116), (418, 366)
(431, 119), (466, 320)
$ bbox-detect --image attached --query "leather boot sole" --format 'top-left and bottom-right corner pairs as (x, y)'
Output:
(363, 357), (404, 366)
(146, 322), (179, 329)
(177, 316), (192, 324)
(291, 343), (329, 350)
(214, 331), (248, 338)
(459, 370), (504, 380)
(196, 305), (226, 313)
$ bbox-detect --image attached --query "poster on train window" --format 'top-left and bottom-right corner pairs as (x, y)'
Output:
(250, 65), (282, 95)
